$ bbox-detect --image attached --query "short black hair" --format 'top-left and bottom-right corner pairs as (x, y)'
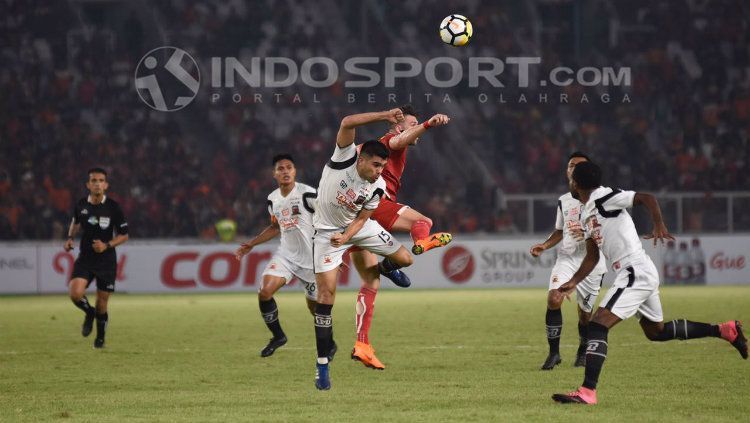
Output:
(88, 167), (107, 179)
(572, 161), (602, 190)
(569, 151), (591, 161)
(272, 154), (294, 166)
(360, 140), (389, 160)
(399, 104), (418, 118)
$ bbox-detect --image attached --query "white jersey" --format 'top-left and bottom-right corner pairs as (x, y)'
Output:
(313, 143), (386, 231)
(267, 182), (316, 269)
(581, 186), (644, 268)
(555, 192), (607, 273)
(555, 192), (587, 257)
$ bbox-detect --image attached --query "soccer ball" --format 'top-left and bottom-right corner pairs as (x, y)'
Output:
(440, 14), (473, 47)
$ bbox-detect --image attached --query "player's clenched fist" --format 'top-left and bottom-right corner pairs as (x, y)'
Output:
(427, 114), (450, 126)
(384, 108), (404, 124)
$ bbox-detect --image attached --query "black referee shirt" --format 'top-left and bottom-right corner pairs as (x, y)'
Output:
(72, 196), (128, 266)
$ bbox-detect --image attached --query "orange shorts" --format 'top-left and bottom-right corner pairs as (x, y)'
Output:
(349, 198), (408, 253)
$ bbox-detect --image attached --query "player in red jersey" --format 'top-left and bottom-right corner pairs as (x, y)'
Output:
(350, 105), (451, 369)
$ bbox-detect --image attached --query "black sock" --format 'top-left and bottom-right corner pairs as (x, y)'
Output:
(314, 303), (333, 361)
(259, 298), (285, 339)
(652, 319), (721, 341)
(582, 322), (609, 390)
(95, 312), (108, 340)
(577, 322), (588, 354)
(73, 296), (95, 315)
(545, 308), (562, 355)
(378, 257), (402, 274)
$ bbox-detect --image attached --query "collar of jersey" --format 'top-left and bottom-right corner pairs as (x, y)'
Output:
(349, 168), (371, 184)
(87, 195), (107, 204)
(279, 182), (297, 198)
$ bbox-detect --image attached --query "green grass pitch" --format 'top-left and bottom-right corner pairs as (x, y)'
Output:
(1, 286), (748, 422)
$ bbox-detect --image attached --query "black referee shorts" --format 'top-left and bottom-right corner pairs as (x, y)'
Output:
(71, 259), (116, 292)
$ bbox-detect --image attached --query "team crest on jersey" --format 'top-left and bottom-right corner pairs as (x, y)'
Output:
(552, 275), (559, 283)
(88, 216), (98, 226)
(323, 255), (332, 264)
(99, 216), (110, 229)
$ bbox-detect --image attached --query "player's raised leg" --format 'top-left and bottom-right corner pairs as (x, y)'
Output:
(641, 317), (747, 358)
(69, 277), (96, 337)
(391, 208), (452, 256)
(351, 249), (385, 370)
(377, 246), (414, 287)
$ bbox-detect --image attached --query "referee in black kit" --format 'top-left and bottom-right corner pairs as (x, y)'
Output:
(64, 168), (129, 348)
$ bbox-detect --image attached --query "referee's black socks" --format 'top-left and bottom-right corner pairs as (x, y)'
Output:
(95, 312), (108, 339)
(73, 296), (95, 315)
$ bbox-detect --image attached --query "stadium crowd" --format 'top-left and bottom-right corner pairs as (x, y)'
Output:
(1, 0), (748, 239)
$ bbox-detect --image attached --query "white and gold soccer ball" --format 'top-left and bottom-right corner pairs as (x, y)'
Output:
(439, 14), (473, 47)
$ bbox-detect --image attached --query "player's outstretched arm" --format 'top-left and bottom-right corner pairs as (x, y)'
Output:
(389, 114), (450, 150)
(530, 229), (563, 257)
(235, 222), (281, 260)
(336, 109), (404, 148)
(557, 238), (599, 297)
(634, 192), (675, 246)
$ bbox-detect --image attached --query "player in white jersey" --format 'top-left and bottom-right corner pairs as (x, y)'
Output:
(312, 108), (415, 390)
(552, 162), (748, 405)
(235, 154), (336, 359)
(531, 152), (607, 370)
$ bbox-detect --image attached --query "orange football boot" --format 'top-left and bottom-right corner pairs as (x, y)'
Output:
(351, 341), (385, 370)
(412, 232), (453, 255)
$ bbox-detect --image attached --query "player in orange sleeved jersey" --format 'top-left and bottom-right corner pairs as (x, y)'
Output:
(350, 105), (451, 370)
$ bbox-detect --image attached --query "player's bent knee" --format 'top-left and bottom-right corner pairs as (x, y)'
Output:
(546, 291), (563, 309)
(317, 291), (334, 305)
(639, 318), (664, 341)
(392, 248), (414, 267)
(258, 290), (273, 302)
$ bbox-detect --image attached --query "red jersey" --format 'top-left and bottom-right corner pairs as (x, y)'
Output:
(378, 132), (407, 200)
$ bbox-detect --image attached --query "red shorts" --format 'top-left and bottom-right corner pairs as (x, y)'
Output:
(372, 198), (408, 231)
(349, 198), (408, 253)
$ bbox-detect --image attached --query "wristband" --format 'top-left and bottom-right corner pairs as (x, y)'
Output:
(422, 121), (431, 129)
